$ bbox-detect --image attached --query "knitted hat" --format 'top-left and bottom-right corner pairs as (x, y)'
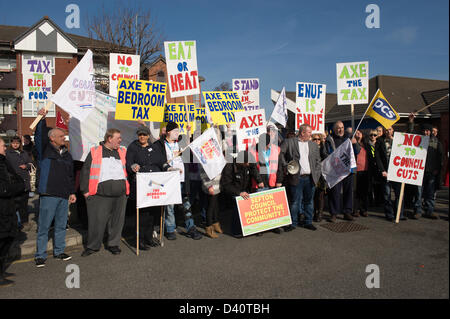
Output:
(165, 121), (179, 133)
(421, 123), (432, 132)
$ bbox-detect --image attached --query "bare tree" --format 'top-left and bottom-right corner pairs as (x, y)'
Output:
(85, 4), (165, 67)
(213, 82), (232, 91)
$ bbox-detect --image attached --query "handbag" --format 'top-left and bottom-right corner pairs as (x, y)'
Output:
(29, 163), (36, 192)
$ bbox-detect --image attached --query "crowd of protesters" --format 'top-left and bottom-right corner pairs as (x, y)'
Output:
(0, 108), (445, 287)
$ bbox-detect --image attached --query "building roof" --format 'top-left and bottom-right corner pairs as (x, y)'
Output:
(0, 16), (134, 54)
(421, 88), (449, 114)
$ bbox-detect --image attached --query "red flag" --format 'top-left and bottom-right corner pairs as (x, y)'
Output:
(56, 111), (68, 130)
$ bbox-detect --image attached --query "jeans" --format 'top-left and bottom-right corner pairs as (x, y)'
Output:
(289, 175), (315, 226)
(414, 172), (436, 215)
(35, 196), (68, 259)
(383, 180), (404, 219)
(165, 183), (195, 233)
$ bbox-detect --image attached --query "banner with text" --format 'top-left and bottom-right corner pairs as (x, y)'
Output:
(235, 187), (292, 236)
(69, 90), (138, 161)
(51, 49), (95, 121)
(336, 61), (369, 105)
(387, 132), (429, 186)
(164, 40), (200, 98)
(235, 109), (266, 151)
(232, 78), (260, 111)
(295, 82), (326, 133)
(136, 171), (182, 208)
(115, 79), (166, 122)
(203, 91), (244, 125)
(109, 53), (140, 97)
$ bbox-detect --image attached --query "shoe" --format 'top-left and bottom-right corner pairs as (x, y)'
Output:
(400, 215), (408, 221)
(271, 228), (281, 234)
(283, 225), (296, 232)
(409, 212), (420, 220)
(35, 258), (46, 268)
(343, 213), (354, 221)
(186, 227), (202, 240)
(53, 253), (72, 261)
(212, 222), (223, 234)
(329, 215), (337, 223)
(386, 216), (394, 222)
(0, 277), (14, 288)
(138, 242), (150, 251)
(205, 226), (219, 238)
(303, 224), (317, 231)
(313, 212), (323, 223)
(146, 238), (161, 247)
(166, 232), (176, 240)
(81, 248), (97, 257)
(360, 211), (368, 217)
(352, 211), (360, 217)
(424, 213), (438, 220)
(232, 234), (243, 239)
(107, 246), (121, 255)
(255, 232), (263, 237)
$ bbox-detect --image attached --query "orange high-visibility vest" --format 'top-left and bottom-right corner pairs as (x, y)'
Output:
(88, 146), (130, 196)
(250, 144), (280, 188)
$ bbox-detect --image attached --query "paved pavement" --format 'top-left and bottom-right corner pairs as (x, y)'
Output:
(1, 188), (448, 299)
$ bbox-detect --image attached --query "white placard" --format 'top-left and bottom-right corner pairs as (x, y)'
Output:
(136, 171), (182, 208)
(336, 61), (369, 105)
(109, 53), (140, 97)
(235, 109), (266, 151)
(232, 78), (260, 111)
(295, 82), (326, 133)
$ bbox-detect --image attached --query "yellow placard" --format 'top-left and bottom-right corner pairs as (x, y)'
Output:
(203, 91), (244, 125)
(115, 79), (167, 122)
(163, 103), (196, 135)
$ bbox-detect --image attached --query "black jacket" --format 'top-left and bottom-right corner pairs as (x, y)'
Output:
(375, 136), (392, 175)
(220, 161), (262, 197)
(35, 119), (75, 199)
(126, 139), (162, 200)
(6, 148), (32, 191)
(0, 154), (25, 239)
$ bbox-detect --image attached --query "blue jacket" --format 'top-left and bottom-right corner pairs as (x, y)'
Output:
(35, 119), (75, 199)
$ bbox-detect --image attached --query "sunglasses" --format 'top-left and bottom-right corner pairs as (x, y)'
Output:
(370, 134), (377, 137)
(312, 138), (321, 141)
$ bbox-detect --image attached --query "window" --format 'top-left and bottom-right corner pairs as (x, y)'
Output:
(22, 100), (55, 117)
(0, 98), (16, 115)
(156, 71), (165, 83)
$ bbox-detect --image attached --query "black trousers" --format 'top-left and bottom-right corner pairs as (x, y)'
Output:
(0, 236), (15, 274)
(328, 173), (354, 216)
(206, 194), (219, 227)
(138, 206), (161, 244)
(14, 191), (29, 224)
(355, 171), (370, 213)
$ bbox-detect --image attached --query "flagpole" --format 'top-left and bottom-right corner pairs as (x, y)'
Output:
(351, 103), (371, 140)
(29, 100), (53, 130)
(414, 94), (449, 114)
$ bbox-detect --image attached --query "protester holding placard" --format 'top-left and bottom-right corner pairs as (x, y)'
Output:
(221, 151), (263, 238)
(375, 127), (406, 222)
(312, 133), (328, 222)
(126, 126), (162, 251)
(34, 109), (76, 267)
(408, 114), (443, 220)
(277, 124), (322, 231)
(151, 122), (202, 241)
(80, 128), (129, 257)
(324, 121), (360, 223)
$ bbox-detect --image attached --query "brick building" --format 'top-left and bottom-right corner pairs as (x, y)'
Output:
(0, 16), (133, 137)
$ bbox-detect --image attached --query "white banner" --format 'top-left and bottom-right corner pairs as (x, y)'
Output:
(270, 87), (288, 127)
(321, 139), (356, 188)
(232, 78), (260, 111)
(189, 127), (226, 180)
(22, 55), (53, 101)
(68, 90), (139, 161)
(295, 82), (326, 133)
(235, 109), (266, 151)
(387, 132), (429, 186)
(336, 61), (369, 105)
(109, 53), (140, 97)
(51, 49), (95, 121)
(136, 171), (182, 208)
(164, 40), (200, 98)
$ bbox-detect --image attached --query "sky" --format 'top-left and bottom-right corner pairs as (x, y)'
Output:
(1, 0), (448, 115)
